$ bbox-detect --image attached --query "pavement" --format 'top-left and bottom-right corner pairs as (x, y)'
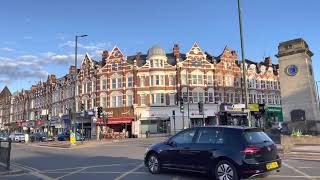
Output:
(0, 164), (24, 176)
(1, 137), (320, 180)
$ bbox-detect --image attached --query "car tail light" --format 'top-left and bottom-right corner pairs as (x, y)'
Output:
(243, 147), (261, 155)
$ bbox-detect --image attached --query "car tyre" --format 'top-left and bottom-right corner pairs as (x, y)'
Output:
(147, 153), (161, 174)
(215, 160), (239, 180)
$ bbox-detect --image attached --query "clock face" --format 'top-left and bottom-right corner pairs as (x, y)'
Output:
(286, 65), (298, 76)
(193, 49), (199, 54)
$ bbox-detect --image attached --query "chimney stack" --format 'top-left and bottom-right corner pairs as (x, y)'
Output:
(69, 65), (76, 74)
(173, 44), (180, 58)
(100, 50), (109, 67)
(102, 50), (109, 61)
(264, 57), (272, 67)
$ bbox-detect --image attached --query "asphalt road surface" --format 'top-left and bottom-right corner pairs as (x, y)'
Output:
(1, 138), (320, 180)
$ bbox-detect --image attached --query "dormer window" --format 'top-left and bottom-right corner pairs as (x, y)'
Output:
(149, 59), (164, 68)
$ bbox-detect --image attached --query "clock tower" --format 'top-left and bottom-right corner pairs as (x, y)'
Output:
(276, 38), (320, 122)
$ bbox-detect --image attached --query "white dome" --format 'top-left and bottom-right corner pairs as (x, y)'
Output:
(147, 45), (166, 58)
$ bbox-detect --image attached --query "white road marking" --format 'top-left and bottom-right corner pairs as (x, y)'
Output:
(12, 162), (40, 172)
(300, 167), (320, 169)
(12, 163), (54, 180)
(283, 162), (315, 180)
(114, 163), (144, 180)
(269, 175), (320, 178)
(43, 162), (140, 172)
(43, 171), (148, 174)
(55, 167), (86, 180)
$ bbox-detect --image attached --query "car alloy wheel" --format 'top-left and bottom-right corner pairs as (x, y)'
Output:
(215, 160), (238, 180)
(148, 154), (160, 174)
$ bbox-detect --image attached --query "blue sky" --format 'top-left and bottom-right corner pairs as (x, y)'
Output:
(0, 0), (319, 92)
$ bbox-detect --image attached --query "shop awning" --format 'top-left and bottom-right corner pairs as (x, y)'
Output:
(107, 117), (133, 125)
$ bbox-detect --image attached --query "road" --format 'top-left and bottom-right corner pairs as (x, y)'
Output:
(1, 138), (320, 180)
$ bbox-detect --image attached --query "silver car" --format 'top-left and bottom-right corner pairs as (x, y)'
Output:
(9, 133), (25, 142)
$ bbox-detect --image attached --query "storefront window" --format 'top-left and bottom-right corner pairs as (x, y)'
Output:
(140, 119), (170, 134)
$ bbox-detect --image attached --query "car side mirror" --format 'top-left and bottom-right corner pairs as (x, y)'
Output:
(167, 140), (177, 147)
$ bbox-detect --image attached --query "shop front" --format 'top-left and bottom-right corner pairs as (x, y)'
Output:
(265, 105), (283, 128)
(61, 114), (71, 133)
(34, 119), (45, 133)
(219, 103), (248, 126)
(249, 104), (266, 128)
(75, 112), (93, 140)
(134, 106), (172, 138)
(48, 117), (60, 136)
(96, 107), (134, 139)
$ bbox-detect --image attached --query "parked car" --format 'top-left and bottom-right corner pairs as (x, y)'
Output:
(9, 133), (25, 142)
(0, 133), (8, 141)
(56, 133), (70, 141)
(30, 133), (47, 142)
(144, 126), (281, 180)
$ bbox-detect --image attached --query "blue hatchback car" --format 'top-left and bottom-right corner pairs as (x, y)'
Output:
(144, 126), (281, 180)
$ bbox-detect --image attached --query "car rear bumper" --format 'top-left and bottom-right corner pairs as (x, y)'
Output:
(240, 158), (282, 179)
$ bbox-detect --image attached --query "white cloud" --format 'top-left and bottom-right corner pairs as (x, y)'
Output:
(59, 41), (113, 51)
(0, 47), (14, 52)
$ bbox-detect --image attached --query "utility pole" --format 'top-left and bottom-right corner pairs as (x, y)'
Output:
(316, 81), (320, 109)
(237, 0), (251, 127)
(74, 34), (88, 134)
(180, 98), (185, 130)
(186, 68), (190, 128)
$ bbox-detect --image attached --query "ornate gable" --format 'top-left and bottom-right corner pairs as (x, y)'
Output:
(107, 46), (125, 63)
(186, 42), (206, 60)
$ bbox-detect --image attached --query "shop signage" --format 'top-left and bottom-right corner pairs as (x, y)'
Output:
(267, 107), (282, 112)
(106, 107), (134, 118)
(221, 103), (245, 112)
(249, 104), (259, 112)
(27, 121), (35, 127)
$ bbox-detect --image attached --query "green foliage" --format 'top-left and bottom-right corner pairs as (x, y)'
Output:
(291, 128), (303, 137)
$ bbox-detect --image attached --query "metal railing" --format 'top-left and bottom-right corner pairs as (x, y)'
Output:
(0, 139), (11, 170)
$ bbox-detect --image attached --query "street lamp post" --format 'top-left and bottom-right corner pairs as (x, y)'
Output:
(74, 35), (88, 134)
(316, 81), (320, 107)
(237, 0), (251, 127)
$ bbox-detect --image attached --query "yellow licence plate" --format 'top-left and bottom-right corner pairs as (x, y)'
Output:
(266, 162), (279, 170)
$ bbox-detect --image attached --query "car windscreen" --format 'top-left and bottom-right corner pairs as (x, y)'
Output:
(244, 130), (273, 144)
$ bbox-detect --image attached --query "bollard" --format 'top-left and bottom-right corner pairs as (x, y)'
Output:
(7, 139), (11, 170)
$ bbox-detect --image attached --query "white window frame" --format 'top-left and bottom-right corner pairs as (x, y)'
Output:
(140, 94), (146, 106)
(127, 94), (133, 106)
(101, 79), (107, 90)
(127, 76), (133, 87)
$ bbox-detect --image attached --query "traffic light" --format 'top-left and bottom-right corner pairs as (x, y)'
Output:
(198, 101), (203, 114)
(180, 97), (184, 113)
(97, 107), (102, 118)
(81, 103), (85, 112)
